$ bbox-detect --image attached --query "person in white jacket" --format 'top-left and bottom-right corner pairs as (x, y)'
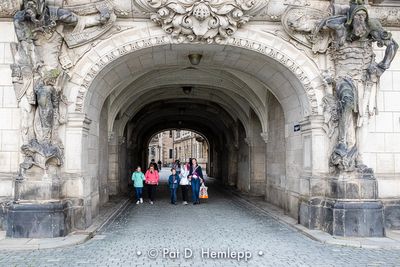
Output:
(179, 162), (190, 205)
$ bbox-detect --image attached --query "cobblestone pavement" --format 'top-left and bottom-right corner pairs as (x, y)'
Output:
(1, 170), (400, 267)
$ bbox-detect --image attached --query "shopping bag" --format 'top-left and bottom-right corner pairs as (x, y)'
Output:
(199, 183), (208, 199)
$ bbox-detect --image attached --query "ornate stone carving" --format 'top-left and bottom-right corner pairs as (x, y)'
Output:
(369, 7), (400, 27)
(9, 0), (112, 177)
(282, 6), (331, 53)
(322, 94), (339, 139)
(0, 0), (22, 16)
(135, 0), (262, 43)
(73, 33), (320, 115)
(62, 0), (117, 48)
(286, 1), (399, 173)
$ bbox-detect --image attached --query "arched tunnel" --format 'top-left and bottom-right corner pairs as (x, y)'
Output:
(74, 43), (308, 220)
(108, 94), (266, 198)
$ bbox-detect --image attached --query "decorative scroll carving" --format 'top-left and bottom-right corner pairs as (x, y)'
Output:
(285, 0), (399, 173)
(134, 0), (263, 43)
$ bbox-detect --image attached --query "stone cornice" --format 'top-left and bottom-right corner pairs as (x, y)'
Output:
(1, 1), (399, 27)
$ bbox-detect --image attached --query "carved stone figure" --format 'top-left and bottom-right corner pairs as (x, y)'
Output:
(34, 71), (59, 143)
(284, 1), (398, 173)
(10, 0), (112, 177)
(321, 2), (398, 173)
(14, 70), (65, 175)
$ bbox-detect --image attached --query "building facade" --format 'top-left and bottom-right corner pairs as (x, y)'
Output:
(147, 131), (174, 165)
(148, 130), (209, 169)
(0, 0), (399, 238)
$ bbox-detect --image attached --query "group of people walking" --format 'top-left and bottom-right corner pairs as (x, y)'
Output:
(131, 158), (204, 205)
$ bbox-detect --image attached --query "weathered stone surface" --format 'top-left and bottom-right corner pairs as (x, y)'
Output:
(0, 200), (9, 231)
(6, 201), (70, 238)
(328, 175), (378, 199)
(300, 196), (384, 237)
(299, 197), (334, 234)
(332, 201), (384, 237)
(383, 200), (400, 230)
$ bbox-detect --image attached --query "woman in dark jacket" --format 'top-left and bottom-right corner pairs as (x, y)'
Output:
(188, 158), (204, 205)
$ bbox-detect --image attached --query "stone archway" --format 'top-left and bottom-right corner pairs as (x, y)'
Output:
(2, 0), (398, 241)
(66, 26), (324, 116)
(58, 24), (329, 230)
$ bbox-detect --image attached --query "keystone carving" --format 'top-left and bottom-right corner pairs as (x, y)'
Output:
(134, 0), (263, 43)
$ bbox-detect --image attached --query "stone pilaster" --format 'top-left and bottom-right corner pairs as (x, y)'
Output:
(298, 116), (384, 237)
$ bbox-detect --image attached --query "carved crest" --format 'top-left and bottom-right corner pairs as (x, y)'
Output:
(135, 0), (261, 43)
(282, 6), (331, 53)
(62, 0), (117, 48)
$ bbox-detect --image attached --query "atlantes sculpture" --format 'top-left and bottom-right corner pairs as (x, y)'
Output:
(284, 0), (398, 174)
(11, 0), (114, 178)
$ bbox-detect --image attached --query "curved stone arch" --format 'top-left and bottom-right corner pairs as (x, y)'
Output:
(128, 101), (238, 159)
(67, 25), (324, 121)
(106, 66), (269, 133)
(126, 99), (240, 142)
(113, 87), (252, 138)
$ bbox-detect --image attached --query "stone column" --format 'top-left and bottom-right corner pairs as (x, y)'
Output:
(227, 145), (239, 187)
(62, 112), (93, 230)
(7, 113), (93, 238)
(108, 132), (119, 195)
(298, 115), (329, 197)
(118, 136), (128, 195)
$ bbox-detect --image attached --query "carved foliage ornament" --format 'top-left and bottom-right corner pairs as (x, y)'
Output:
(135, 0), (261, 43)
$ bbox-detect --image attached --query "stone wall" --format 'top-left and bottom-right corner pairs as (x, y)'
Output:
(249, 110), (266, 196)
(366, 30), (400, 229)
(0, 21), (18, 198)
(364, 30), (400, 199)
(237, 124), (250, 193)
(266, 93), (287, 210)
